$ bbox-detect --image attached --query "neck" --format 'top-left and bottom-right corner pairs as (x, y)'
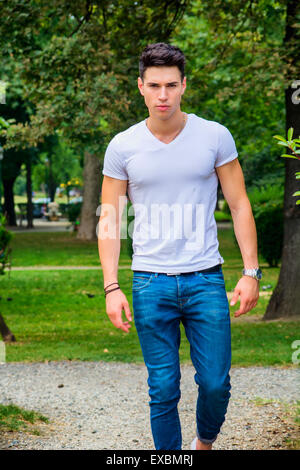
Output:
(147, 109), (185, 137)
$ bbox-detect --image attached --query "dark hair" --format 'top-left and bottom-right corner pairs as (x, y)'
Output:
(139, 43), (186, 82)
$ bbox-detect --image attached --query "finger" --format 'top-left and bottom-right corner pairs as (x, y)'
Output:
(234, 300), (249, 316)
(120, 324), (131, 333)
(123, 302), (132, 322)
(230, 292), (240, 306)
(108, 309), (132, 333)
(248, 300), (257, 312)
(119, 316), (132, 332)
(114, 318), (130, 333)
(246, 298), (258, 312)
(234, 310), (245, 317)
(107, 312), (125, 329)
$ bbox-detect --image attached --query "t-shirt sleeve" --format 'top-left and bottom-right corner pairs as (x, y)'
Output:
(102, 137), (128, 180)
(215, 124), (238, 168)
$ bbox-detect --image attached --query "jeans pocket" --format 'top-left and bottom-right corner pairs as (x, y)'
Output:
(132, 274), (154, 291)
(198, 270), (225, 285)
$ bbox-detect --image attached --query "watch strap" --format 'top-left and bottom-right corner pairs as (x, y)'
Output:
(242, 267), (262, 280)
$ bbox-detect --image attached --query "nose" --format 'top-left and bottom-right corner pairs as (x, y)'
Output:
(158, 86), (168, 100)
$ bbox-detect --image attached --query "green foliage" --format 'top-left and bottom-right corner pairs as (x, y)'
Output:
(32, 135), (82, 195)
(173, 0), (287, 188)
(214, 210), (232, 221)
(222, 200), (231, 216)
(274, 127), (300, 205)
(0, 116), (10, 130)
(14, 166), (27, 195)
(66, 202), (82, 224)
(247, 184), (284, 207)
(0, 213), (13, 274)
(223, 184), (284, 267)
(125, 200), (134, 259)
(0, 0), (188, 153)
(253, 203), (283, 268)
(248, 184), (284, 268)
(0, 0), (293, 192)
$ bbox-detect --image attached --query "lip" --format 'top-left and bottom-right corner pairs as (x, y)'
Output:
(156, 105), (169, 110)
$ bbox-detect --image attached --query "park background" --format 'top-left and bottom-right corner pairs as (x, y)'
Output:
(0, 0), (299, 450)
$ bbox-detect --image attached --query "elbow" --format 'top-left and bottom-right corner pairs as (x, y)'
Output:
(229, 196), (252, 218)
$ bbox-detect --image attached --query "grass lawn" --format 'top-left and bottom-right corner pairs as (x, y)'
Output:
(9, 214), (231, 267)
(0, 403), (48, 434)
(1, 228), (299, 366)
(8, 231), (131, 266)
(14, 192), (70, 205)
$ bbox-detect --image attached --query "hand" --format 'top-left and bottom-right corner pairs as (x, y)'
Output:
(230, 276), (260, 317)
(105, 289), (132, 333)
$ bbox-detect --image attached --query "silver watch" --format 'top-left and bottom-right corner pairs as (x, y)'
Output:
(242, 267), (262, 280)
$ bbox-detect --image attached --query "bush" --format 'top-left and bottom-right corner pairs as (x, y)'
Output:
(222, 199), (231, 215)
(66, 202), (82, 231)
(247, 184), (284, 207)
(120, 200), (134, 259)
(58, 203), (68, 217)
(252, 202), (283, 267)
(249, 184), (284, 267)
(223, 184), (284, 267)
(66, 202), (82, 223)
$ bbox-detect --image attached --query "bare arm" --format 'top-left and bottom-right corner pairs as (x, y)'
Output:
(98, 175), (132, 332)
(216, 158), (259, 316)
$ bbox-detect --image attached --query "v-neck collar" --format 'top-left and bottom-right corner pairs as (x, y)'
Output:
(144, 113), (191, 147)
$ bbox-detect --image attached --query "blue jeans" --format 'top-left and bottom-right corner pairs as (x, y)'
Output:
(132, 264), (231, 450)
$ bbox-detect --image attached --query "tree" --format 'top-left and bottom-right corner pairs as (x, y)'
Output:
(263, 0), (300, 319)
(0, 0), (189, 240)
(33, 136), (83, 202)
(0, 214), (15, 343)
(0, 95), (34, 226)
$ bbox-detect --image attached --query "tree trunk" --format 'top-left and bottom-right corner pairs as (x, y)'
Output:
(48, 154), (56, 202)
(263, 1), (300, 320)
(76, 151), (101, 241)
(0, 313), (16, 342)
(26, 155), (34, 228)
(3, 177), (17, 226)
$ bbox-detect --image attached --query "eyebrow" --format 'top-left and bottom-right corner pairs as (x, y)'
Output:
(146, 81), (180, 86)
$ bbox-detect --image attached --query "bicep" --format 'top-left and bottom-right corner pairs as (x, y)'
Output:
(100, 175), (128, 221)
(215, 158), (249, 213)
(101, 175), (128, 200)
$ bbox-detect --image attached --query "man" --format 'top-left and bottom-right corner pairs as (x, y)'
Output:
(98, 43), (261, 450)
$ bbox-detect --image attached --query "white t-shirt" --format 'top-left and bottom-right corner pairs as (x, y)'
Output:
(102, 113), (238, 273)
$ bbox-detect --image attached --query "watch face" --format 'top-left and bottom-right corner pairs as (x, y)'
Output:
(256, 268), (262, 280)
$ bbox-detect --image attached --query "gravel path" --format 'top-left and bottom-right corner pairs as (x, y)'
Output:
(0, 362), (299, 450)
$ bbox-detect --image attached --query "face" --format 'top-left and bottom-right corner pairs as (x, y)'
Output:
(138, 66), (186, 120)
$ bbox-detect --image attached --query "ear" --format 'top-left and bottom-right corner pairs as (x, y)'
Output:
(137, 77), (144, 96)
(181, 76), (187, 95)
